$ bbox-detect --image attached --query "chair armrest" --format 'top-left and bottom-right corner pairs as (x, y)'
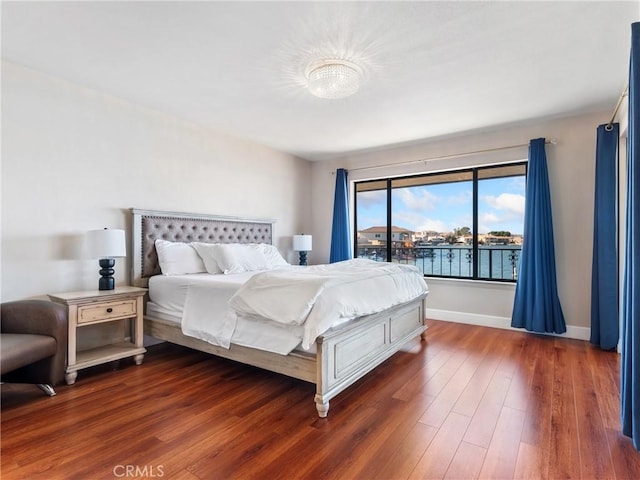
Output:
(1, 300), (69, 386)
(1, 300), (67, 342)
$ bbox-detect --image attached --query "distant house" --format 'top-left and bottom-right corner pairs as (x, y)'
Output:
(479, 234), (511, 245)
(413, 230), (439, 242)
(358, 226), (414, 246)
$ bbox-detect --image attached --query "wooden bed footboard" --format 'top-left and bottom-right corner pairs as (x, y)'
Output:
(314, 295), (426, 417)
(143, 294), (427, 417)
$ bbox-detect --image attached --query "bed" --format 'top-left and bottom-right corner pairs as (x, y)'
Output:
(131, 208), (428, 417)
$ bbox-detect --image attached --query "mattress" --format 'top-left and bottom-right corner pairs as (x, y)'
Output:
(147, 273), (312, 355)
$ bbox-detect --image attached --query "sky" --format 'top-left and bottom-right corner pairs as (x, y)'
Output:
(356, 175), (526, 235)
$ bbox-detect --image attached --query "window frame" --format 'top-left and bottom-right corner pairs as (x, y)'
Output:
(353, 161), (527, 283)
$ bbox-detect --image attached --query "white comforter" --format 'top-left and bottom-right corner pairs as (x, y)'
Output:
(228, 259), (428, 350)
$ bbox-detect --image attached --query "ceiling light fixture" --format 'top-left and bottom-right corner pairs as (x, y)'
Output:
(305, 59), (363, 99)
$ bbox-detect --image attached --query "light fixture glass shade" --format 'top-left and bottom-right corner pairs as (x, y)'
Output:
(293, 234), (313, 252)
(306, 60), (362, 99)
(87, 228), (126, 258)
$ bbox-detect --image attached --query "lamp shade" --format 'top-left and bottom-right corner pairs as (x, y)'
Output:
(87, 228), (126, 258)
(293, 234), (313, 252)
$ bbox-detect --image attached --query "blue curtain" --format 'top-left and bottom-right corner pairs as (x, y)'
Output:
(622, 21), (640, 451)
(590, 123), (619, 350)
(330, 168), (351, 263)
(511, 138), (567, 334)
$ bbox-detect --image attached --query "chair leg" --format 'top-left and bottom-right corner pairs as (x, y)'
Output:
(36, 384), (56, 396)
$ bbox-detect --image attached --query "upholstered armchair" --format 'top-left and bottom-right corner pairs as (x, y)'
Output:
(1, 300), (68, 396)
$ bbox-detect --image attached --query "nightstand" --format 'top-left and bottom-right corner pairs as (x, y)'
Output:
(48, 286), (147, 385)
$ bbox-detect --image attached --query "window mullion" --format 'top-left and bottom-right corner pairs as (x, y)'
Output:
(386, 179), (392, 262)
(353, 182), (359, 259)
(473, 169), (479, 279)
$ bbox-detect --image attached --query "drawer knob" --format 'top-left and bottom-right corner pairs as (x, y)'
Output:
(106, 308), (113, 313)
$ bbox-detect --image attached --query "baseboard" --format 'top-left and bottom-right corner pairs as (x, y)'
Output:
(425, 308), (591, 341)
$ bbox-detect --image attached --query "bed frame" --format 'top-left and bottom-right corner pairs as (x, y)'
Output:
(131, 208), (427, 417)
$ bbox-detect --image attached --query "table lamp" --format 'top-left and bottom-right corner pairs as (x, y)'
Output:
(293, 234), (312, 266)
(87, 228), (126, 290)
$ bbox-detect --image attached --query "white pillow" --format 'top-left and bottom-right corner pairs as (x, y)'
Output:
(189, 243), (224, 274)
(155, 239), (206, 276)
(193, 243), (270, 274)
(261, 243), (289, 267)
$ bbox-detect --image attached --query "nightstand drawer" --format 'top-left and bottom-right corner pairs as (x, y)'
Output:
(78, 300), (137, 324)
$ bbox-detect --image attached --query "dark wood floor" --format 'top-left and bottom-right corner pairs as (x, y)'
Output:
(2, 320), (639, 479)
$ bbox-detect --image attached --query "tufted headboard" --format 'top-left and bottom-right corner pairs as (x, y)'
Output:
(131, 208), (275, 287)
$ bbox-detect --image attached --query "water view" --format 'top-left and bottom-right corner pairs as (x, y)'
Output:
(357, 244), (521, 281)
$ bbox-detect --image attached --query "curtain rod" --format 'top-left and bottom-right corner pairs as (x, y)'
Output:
(606, 83), (629, 131)
(336, 138), (557, 174)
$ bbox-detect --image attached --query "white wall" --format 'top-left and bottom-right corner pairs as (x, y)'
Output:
(311, 111), (609, 337)
(1, 62), (312, 302)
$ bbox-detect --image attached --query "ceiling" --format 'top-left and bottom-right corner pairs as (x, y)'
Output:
(2, 1), (638, 161)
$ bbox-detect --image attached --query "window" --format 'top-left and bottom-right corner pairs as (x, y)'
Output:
(354, 163), (527, 281)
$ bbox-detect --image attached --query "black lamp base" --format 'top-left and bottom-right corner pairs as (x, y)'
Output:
(298, 251), (308, 266)
(98, 258), (115, 290)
